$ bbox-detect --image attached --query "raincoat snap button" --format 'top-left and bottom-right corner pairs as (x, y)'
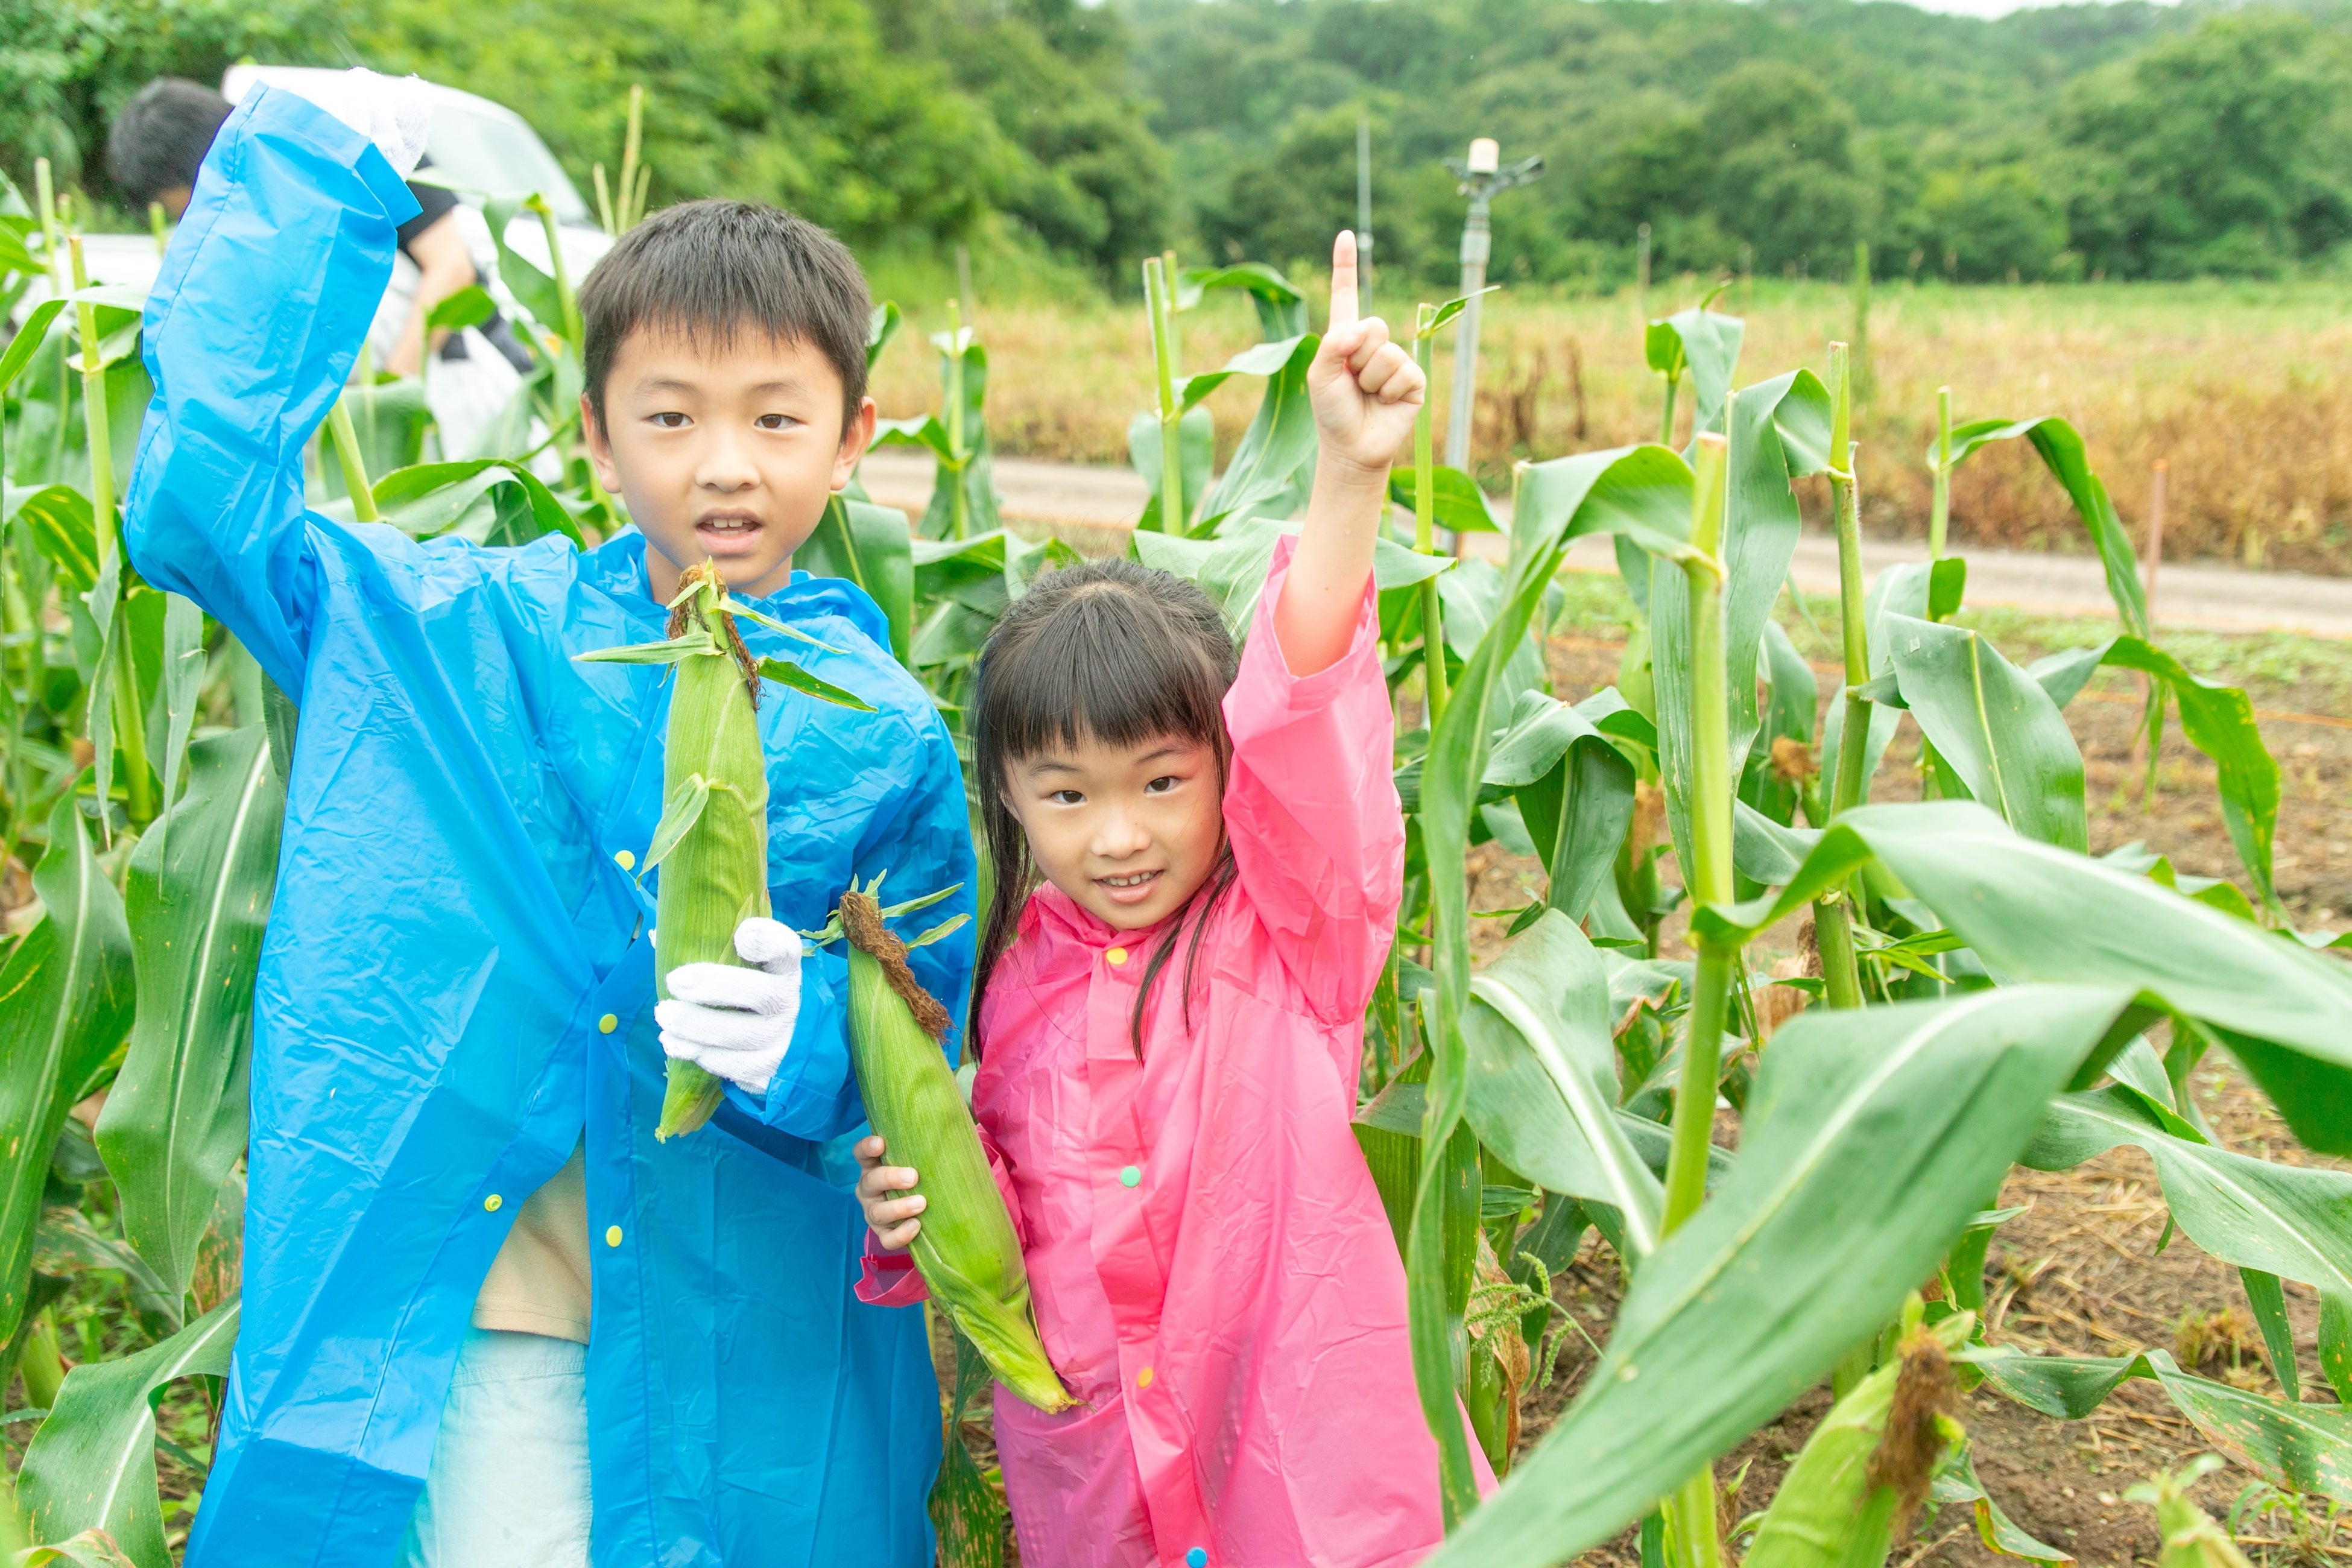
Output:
(613, 849), (636, 870)
(1187, 1551), (1207, 1568)
(598, 1014), (618, 1034)
(1119, 1165), (1141, 1188)
(1136, 1365), (1153, 1389)
(605, 1225), (624, 1247)
(1105, 946), (1128, 966)
(483, 1194), (502, 1212)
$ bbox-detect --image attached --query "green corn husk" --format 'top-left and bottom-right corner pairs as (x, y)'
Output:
(577, 560), (872, 1142)
(839, 887), (1073, 1412)
(651, 574), (770, 1140)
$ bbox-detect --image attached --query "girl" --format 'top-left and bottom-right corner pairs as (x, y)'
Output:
(856, 235), (1487, 1567)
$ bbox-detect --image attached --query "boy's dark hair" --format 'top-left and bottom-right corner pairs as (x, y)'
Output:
(578, 199), (871, 437)
(969, 557), (1241, 1062)
(107, 78), (233, 209)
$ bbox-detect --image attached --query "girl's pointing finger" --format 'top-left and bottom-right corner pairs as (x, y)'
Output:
(1329, 230), (1359, 332)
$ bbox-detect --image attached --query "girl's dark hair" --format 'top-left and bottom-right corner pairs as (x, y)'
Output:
(970, 557), (1241, 1060)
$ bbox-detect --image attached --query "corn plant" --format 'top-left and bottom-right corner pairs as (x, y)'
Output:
(0, 113), (640, 1561)
(1342, 295), (2352, 1568)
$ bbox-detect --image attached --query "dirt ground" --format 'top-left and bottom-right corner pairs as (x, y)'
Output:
(938, 622), (2350, 1566)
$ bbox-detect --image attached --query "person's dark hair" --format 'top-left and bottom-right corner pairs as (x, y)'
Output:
(970, 557), (1242, 1061)
(107, 78), (233, 209)
(578, 198), (871, 437)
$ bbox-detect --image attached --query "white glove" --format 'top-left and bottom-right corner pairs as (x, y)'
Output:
(317, 69), (434, 180)
(656, 918), (803, 1096)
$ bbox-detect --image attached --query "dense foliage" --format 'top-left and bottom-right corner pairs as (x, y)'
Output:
(7, 0), (2352, 286)
(1130, 0), (2352, 285)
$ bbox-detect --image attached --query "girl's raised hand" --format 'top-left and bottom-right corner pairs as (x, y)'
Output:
(853, 1134), (926, 1252)
(1306, 231), (1425, 480)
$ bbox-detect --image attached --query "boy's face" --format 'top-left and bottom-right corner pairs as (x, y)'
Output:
(584, 324), (877, 604)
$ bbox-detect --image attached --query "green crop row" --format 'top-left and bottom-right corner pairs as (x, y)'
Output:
(2, 96), (2347, 1568)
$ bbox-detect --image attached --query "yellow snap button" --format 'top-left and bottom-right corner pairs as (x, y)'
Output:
(605, 1225), (624, 1248)
(1106, 946), (1128, 966)
(614, 849), (636, 871)
(1137, 1365), (1153, 1389)
(598, 1013), (618, 1034)
(484, 1194), (503, 1212)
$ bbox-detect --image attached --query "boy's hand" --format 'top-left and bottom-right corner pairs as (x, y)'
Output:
(655, 917), (801, 1095)
(1306, 231), (1425, 483)
(854, 1136), (925, 1251)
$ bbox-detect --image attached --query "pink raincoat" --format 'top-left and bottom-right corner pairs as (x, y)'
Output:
(862, 540), (1490, 1567)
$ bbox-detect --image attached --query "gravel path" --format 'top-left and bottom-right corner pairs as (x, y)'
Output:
(858, 450), (2352, 640)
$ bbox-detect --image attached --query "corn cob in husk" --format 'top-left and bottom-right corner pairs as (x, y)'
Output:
(838, 884), (1073, 1412)
(577, 560), (873, 1141)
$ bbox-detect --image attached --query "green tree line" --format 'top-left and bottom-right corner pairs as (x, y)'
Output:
(5, 0), (2350, 287)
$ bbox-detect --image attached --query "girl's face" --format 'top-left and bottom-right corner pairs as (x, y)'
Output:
(1003, 731), (1224, 932)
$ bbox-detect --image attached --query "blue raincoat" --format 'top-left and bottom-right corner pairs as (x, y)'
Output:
(124, 86), (971, 1568)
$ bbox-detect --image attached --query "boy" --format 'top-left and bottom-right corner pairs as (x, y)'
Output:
(124, 71), (972, 1567)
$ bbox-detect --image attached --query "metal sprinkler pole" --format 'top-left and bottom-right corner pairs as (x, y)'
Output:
(1442, 138), (1543, 474)
(1356, 109), (1375, 318)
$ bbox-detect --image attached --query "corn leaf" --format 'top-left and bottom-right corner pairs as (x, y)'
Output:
(0, 800), (137, 1346)
(1645, 306), (1745, 437)
(575, 635), (710, 666)
(2023, 1084), (2352, 1402)
(1879, 612), (2087, 850)
(365, 458), (583, 548)
(1940, 417), (2147, 639)
(1928, 1445), (2076, 1563)
(0, 299), (66, 392)
(1694, 801), (2352, 1151)
(424, 285), (495, 335)
(640, 774), (712, 876)
(753, 656), (873, 711)
(17, 1298), (239, 1567)
(1193, 334), (1319, 536)
(800, 494), (916, 665)
(1961, 1345), (2352, 1504)
(148, 595), (206, 843)
(1423, 985), (2131, 1568)
(16, 1528), (141, 1567)
(96, 727), (280, 1301)
(1386, 465), (1500, 533)
(1178, 262), (1306, 340)
(18, 483), (97, 596)
(482, 197), (564, 344)
(1459, 911), (1664, 1256)
(1172, 334), (1307, 414)
(1738, 619), (1816, 839)
(1414, 443), (1695, 1519)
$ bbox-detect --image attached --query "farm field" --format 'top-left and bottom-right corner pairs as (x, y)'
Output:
(8, 76), (2352, 1568)
(868, 278), (2352, 577)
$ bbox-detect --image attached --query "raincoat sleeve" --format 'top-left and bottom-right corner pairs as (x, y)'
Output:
(122, 84), (422, 697)
(853, 1124), (1023, 1308)
(1221, 534), (1405, 1029)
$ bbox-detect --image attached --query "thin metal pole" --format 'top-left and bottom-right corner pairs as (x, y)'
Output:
(1356, 110), (1374, 320)
(1637, 221), (1652, 321)
(1445, 194), (1489, 473)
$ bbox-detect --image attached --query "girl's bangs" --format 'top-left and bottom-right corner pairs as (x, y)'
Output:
(982, 579), (1233, 763)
